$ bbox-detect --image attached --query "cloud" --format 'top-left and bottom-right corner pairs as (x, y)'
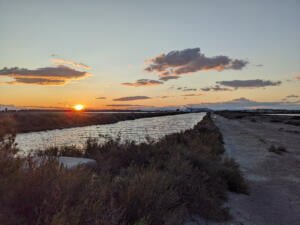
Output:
(145, 48), (248, 80)
(286, 95), (299, 98)
(113, 96), (151, 101)
(216, 79), (281, 89)
(201, 79), (281, 92)
(159, 95), (174, 99)
(182, 88), (197, 92)
(51, 57), (91, 70)
(175, 86), (197, 92)
(106, 104), (145, 107)
(96, 97), (106, 100)
(0, 66), (90, 85)
(122, 79), (163, 87)
(201, 85), (233, 92)
(256, 64), (264, 67)
(159, 76), (179, 81)
(296, 76), (300, 80)
(182, 93), (202, 97)
(282, 94), (299, 102)
(187, 97), (300, 110)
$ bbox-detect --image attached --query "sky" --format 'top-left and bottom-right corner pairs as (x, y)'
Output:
(0, 0), (300, 110)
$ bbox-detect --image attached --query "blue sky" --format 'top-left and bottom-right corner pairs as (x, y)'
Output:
(0, 0), (299, 109)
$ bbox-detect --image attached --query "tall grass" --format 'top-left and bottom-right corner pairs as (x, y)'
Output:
(0, 114), (248, 225)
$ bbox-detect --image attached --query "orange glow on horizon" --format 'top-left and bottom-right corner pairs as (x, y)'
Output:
(73, 104), (85, 111)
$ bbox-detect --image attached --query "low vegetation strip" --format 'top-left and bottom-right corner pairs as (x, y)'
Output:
(0, 114), (248, 225)
(0, 111), (185, 133)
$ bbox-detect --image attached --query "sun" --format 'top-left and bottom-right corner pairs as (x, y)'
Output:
(73, 104), (85, 111)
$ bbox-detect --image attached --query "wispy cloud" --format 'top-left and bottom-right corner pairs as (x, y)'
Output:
(182, 93), (202, 97)
(159, 76), (179, 81)
(113, 96), (151, 101)
(181, 88), (197, 92)
(201, 85), (233, 92)
(0, 66), (90, 85)
(286, 95), (299, 98)
(106, 104), (145, 107)
(51, 56), (91, 70)
(174, 86), (198, 92)
(96, 97), (106, 100)
(122, 79), (163, 87)
(282, 94), (299, 102)
(159, 95), (174, 99)
(145, 48), (248, 80)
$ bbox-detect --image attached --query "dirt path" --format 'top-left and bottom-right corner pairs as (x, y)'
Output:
(210, 115), (300, 225)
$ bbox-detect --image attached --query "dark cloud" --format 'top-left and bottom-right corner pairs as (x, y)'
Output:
(256, 64), (264, 67)
(216, 79), (281, 88)
(201, 79), (281, 92)
(0, 66), (90, 85)
(96, 97), (106, 100)
(122, 79), (163, 87)
(200, 85), (233, 92)
(145, 48), (248, 80)
(159, 76), (179, 81)
(113, 96), (151, 101)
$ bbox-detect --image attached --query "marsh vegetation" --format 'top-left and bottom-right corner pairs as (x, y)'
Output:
(0, 114), (248, 225)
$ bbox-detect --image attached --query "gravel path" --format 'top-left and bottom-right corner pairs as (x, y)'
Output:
(210, 115), (300, 225)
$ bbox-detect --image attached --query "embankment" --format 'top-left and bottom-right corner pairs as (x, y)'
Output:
(211, 114), (300, 225)
(0, 113), (248, 225)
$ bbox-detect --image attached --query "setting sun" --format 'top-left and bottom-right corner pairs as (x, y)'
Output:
(73, 104), (85, 111)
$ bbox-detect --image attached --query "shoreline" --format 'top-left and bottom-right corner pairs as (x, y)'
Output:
(0, 111), (187, 134)
(1, 113), (248, 225)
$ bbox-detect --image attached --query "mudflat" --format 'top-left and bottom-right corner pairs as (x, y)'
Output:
(212, 115), (300, 225)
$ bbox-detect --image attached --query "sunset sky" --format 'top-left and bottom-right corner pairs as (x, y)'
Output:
(1, 0), (300, 110)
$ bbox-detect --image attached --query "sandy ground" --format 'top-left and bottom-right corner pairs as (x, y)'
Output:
(187, 115), (300, 225)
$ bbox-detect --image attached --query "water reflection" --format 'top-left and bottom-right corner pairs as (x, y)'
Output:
(16, 112), (206, 153)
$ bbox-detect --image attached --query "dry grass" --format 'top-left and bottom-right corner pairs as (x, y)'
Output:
(0, 114), (248, 225)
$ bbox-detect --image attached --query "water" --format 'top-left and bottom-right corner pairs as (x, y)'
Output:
(16, 112), (206, 153)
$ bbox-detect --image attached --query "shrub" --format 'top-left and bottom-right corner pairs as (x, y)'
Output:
(0, 114), (248, 225)
(268, 145), (287, 155)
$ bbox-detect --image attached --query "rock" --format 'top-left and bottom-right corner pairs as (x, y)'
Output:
(58, 156), (97, 169)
